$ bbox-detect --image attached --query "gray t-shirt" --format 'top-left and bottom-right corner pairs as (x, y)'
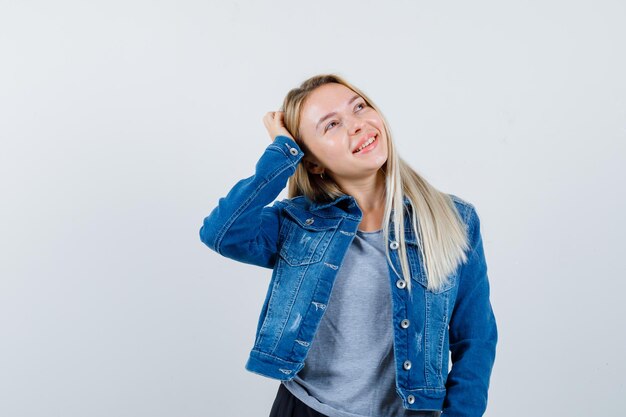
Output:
(283, 229), (439, 417)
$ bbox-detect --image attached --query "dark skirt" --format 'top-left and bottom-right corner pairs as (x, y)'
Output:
(269, 383), (329, 417)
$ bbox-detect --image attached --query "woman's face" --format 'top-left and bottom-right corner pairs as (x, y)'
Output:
(298, 83), (388, 182)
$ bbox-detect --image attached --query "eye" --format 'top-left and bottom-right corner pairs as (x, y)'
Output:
(324, 102), (367, 132)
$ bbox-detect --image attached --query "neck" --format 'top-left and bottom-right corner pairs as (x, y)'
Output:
(336, 169), (386, 214)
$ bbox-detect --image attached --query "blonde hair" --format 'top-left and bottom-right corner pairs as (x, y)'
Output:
(280, 73), (469, 292)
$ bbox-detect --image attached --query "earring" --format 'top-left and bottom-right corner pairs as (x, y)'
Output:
(320, 172), (325, 180)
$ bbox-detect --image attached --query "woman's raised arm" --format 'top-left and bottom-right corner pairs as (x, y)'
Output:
(199, 133), (303, 269)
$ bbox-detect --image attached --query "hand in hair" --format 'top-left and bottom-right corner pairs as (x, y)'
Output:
(263, 111), (294, 143)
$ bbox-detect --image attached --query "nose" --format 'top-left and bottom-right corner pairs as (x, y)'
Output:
(347, 115), (365, 136)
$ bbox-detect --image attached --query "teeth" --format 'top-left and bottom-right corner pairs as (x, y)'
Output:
(355, 136), (376, 153)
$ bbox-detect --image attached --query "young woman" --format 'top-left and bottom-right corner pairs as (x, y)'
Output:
(199, 74), (497, 417)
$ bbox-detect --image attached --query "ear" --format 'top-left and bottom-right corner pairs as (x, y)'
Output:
(302, 156), (325, 175)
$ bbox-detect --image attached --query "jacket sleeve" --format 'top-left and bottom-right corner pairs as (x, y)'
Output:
(199, 135), (304, 269)
(442, 205), (498, 417)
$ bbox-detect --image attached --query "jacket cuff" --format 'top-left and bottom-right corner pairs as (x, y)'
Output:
(245, 349), (305, 381)
(270, 135), (303, 164)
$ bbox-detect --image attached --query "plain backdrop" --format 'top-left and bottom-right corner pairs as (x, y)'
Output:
(1, 1), (624, 416)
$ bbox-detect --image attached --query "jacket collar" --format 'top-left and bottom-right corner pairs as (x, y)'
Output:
(309, 194), (412, 213)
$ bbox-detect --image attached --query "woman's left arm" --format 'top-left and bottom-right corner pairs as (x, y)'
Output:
(442, 206), (498, 417)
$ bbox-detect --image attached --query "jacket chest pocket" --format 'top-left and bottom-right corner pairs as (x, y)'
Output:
(405, 233), (457, 294)
(279, 207), (342, 266)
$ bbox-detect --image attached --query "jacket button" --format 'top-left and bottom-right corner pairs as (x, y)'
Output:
(305, 218), (314, 225)
(401, 319), (410, 329)
(407, 394), (415, 404)
(389, 241), (399, 250)
(289, 147), (299, 155)
(396, 279), (406, 289)
(403, 360), (412, 370)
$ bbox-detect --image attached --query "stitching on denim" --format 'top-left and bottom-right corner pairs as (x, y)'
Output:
(323, 262), (338, 270)
(424, 292), (432, 386)
(302, 211), (346, 220)
(436, 293), (449, 386)
(249, 348), (301, 365)
(267, 142), (290, 157)
(256, 266), (286, 347)
(289, 282), (328, 359)
(339, 230), (354, 236)
(285, 199), (361, 221)
(455, 207), (479, 283)
(268, 262), (312, 356)
(404, 387), (447, 393)
(278, 368), (293, 374)
(295, 339), (310, 347)
(288, 261), (333, 359)
(282, 206), (343, 229)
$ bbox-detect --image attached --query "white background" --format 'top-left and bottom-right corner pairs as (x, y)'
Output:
(1, 1), (624, 416)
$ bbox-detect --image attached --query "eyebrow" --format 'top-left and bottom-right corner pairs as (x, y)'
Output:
(315, 94), (362, 131)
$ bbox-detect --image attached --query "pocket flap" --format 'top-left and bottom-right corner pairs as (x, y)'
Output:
(403, 234), (456, 293)
(283, 205), (342, 231)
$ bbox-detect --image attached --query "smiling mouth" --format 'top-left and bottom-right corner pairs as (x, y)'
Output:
(353, 135), (378, 154)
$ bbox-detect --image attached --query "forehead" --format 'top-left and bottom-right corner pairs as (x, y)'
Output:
(301, 83), (359, 124)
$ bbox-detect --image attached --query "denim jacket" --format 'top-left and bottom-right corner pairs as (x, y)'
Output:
(199, 135), (497, 416)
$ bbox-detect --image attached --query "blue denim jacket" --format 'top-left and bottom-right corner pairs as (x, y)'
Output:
(199, 135), (497, 416)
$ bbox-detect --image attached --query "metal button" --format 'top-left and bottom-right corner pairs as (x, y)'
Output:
(396, 279), (406, 289)
(389, 241), (399, 250)
(305, 218), (314, 225)
(407, 394), (415, 404)
(289, 147), (299, 155)
(401, 319), (410, 329)
(403, 360), (412, 370)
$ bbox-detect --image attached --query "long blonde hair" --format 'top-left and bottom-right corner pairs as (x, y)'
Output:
(280, 73), (469, 292)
